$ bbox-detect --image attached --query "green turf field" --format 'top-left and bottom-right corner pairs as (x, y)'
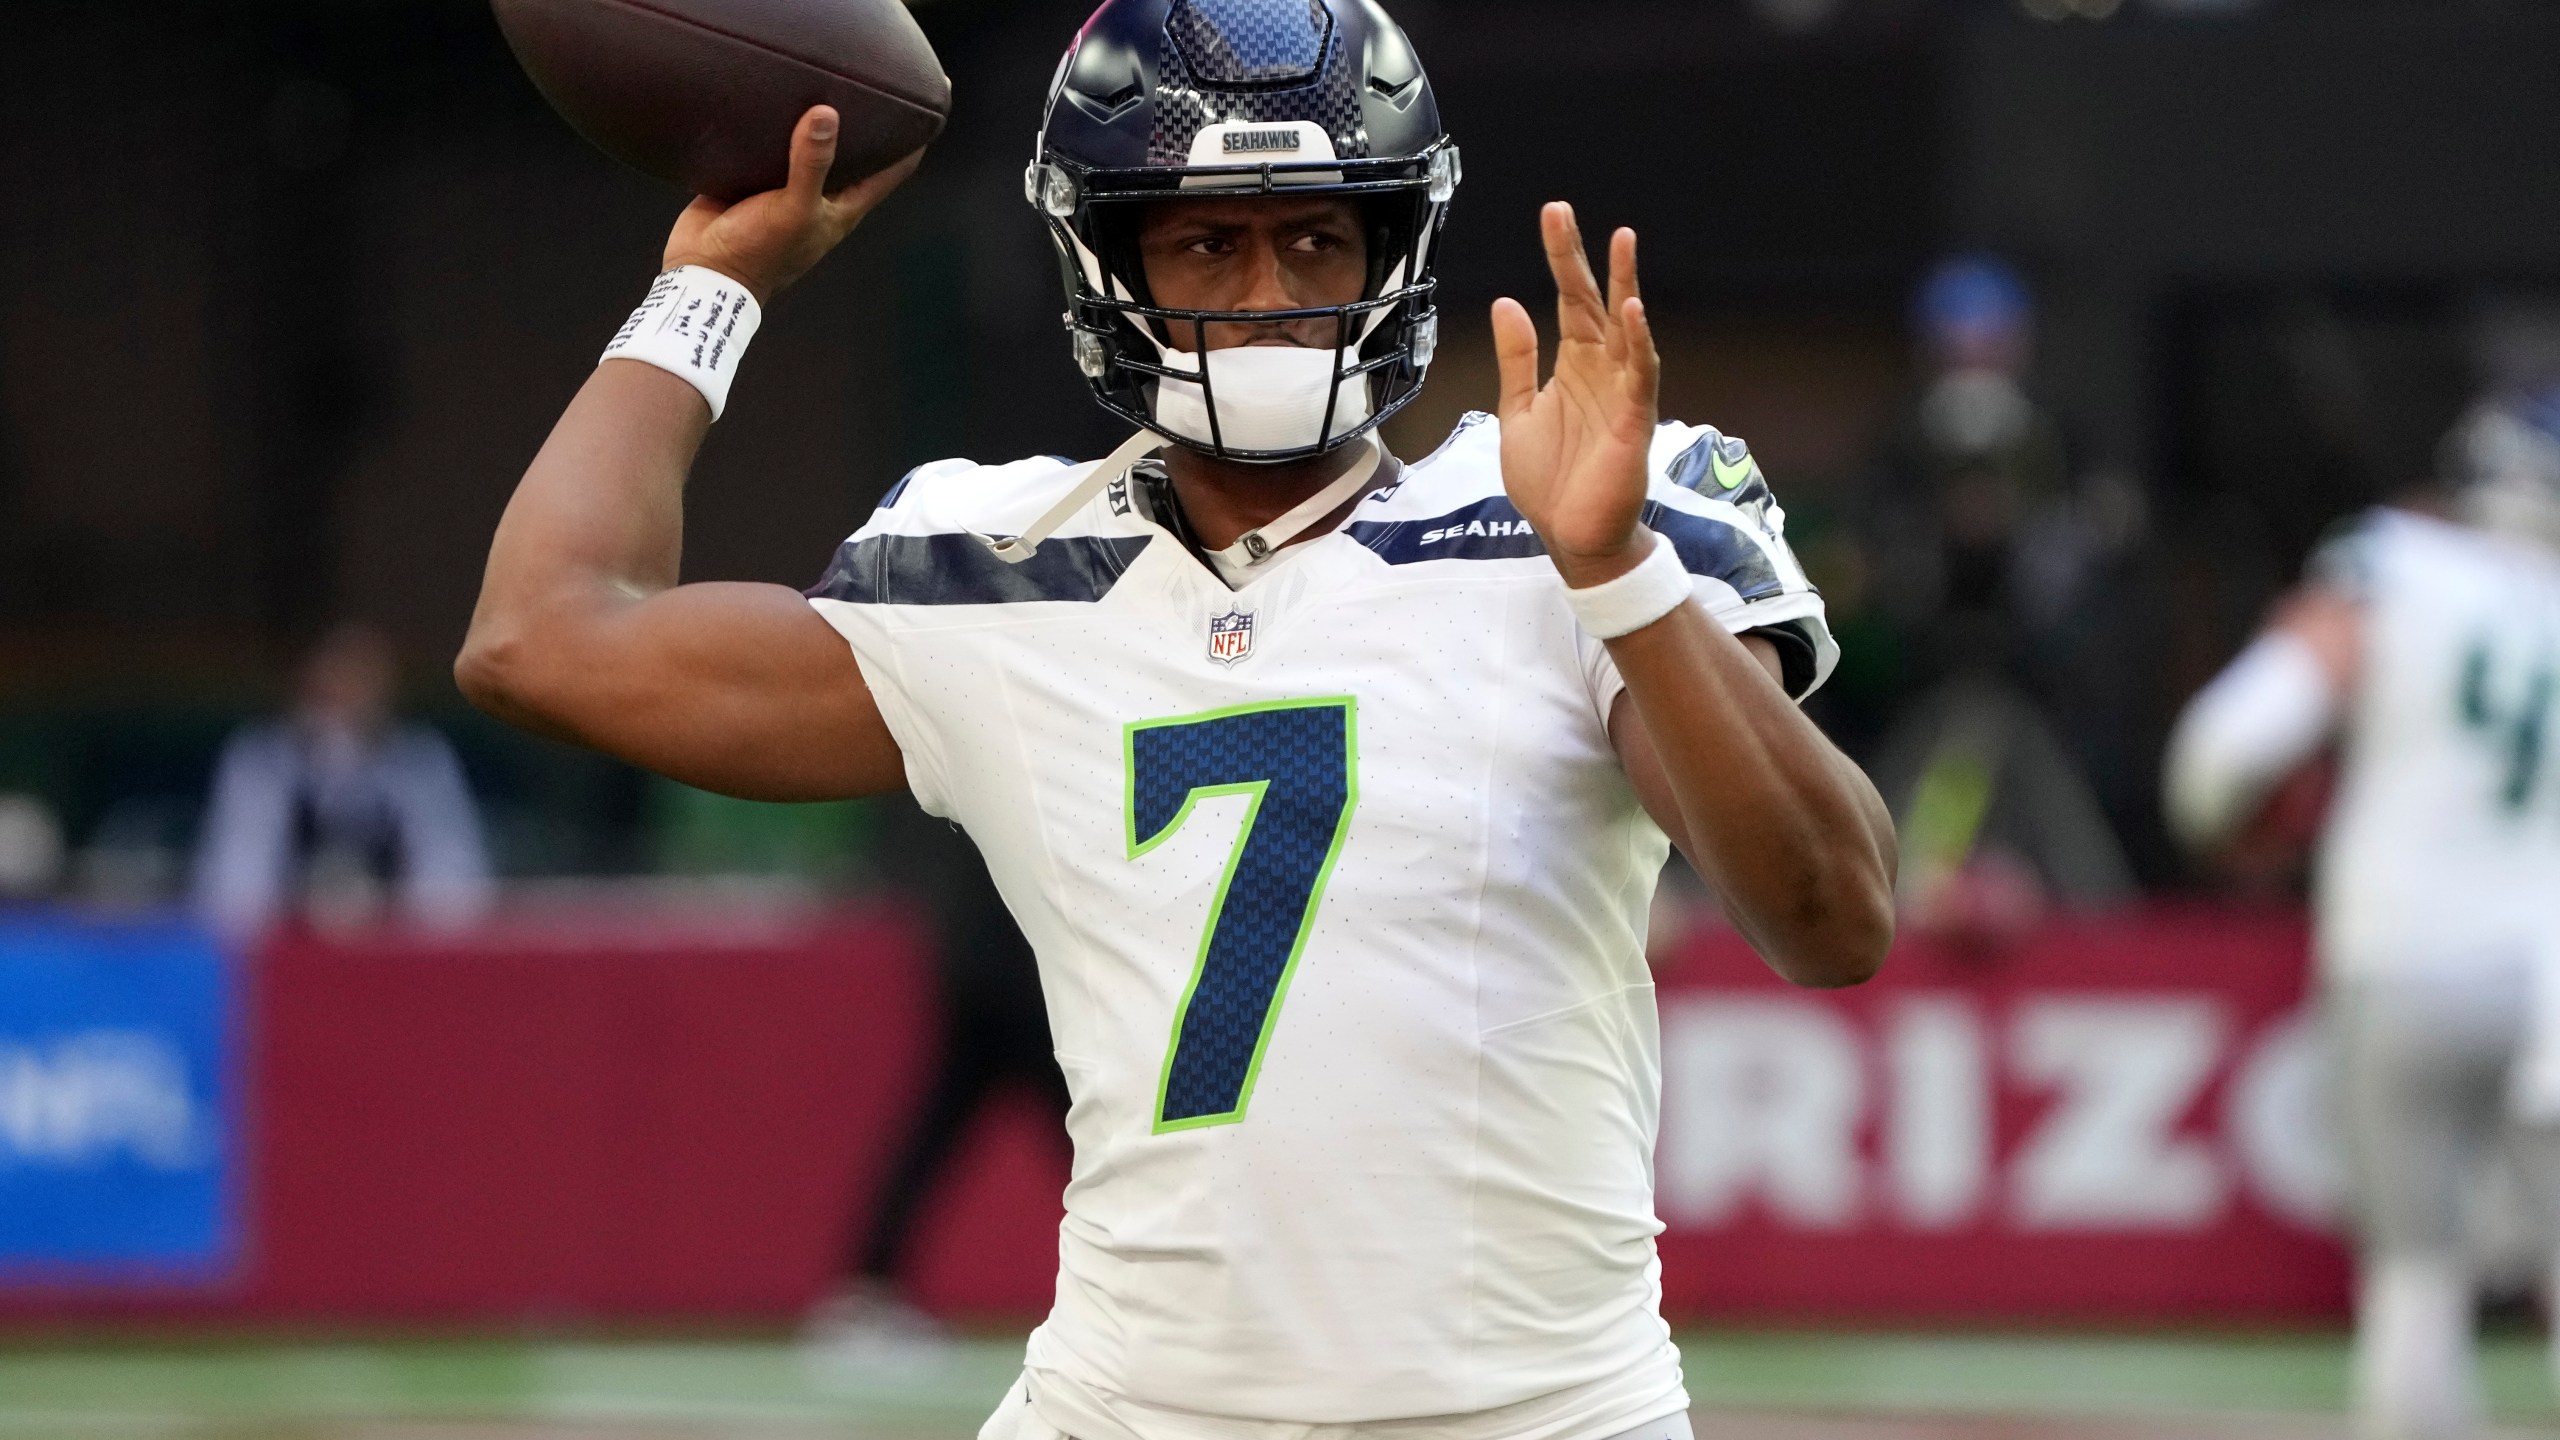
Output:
(0, 1330), (2550, 1438)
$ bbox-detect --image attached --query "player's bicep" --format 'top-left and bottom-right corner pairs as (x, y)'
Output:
(532, 580), (905, 803)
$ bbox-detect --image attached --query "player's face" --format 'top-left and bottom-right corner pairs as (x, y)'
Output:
(1137, 196), (1368, 353)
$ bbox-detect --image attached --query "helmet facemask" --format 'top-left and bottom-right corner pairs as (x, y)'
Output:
(1033, 137), (1456, 463)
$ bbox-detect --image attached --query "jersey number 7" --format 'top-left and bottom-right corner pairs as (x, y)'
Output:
(1126, 698), (1360, 1133)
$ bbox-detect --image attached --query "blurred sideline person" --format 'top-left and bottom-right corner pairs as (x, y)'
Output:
(806, 803), (1070, 1370)
(1863, 257), (2136, 945)
(455, 0), (1895, 1435)
(193, 623), (494, 940)
(0, 795), (67, 905)
(2165, 393), (2560, 1440)
(1871, 256), (2076, 678)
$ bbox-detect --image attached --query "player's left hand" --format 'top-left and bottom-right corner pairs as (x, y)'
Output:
(1492, 204), (1661, 589)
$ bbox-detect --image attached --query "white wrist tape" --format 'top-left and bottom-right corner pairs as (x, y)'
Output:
(1562, 530), (1693, 639)
(600, 266), (763, 421)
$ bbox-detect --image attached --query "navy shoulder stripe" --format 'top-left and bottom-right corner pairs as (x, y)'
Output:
(1346, 497), (1545, 563)
(1647, 501), (1786, 601)
(808, 532), (1153, 606)
(1351, 494), (1787, 601)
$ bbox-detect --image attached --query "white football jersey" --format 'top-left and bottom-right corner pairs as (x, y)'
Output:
(808, 414), (1832, 1437)
(2316, 509), (2560, 981)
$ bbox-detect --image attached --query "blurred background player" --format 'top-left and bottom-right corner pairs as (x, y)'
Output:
(192, 622), (494, 940)
(2165, 364), (2560, 1439)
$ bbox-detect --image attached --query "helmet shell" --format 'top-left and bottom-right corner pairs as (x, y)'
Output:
(1042, 0), (1442, 173)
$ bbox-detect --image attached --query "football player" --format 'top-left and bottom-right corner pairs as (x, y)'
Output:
(459, 2), (1896, 1437)
(2166, 393), (2560, 1440)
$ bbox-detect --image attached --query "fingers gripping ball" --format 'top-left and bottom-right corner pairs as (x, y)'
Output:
(493, 0), (950, 202)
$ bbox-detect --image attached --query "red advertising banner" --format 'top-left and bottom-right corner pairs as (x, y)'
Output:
(1652, 908), (2347, 1320)
(0, 904), (2345, 1323)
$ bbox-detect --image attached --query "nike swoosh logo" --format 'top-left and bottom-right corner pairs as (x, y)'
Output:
(1711, 451), (1757, 490)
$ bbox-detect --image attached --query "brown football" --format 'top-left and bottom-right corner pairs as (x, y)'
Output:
(492, 0), (950, 202)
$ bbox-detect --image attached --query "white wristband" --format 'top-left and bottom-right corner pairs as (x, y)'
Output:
(600, 266), (763, 421)
(1561, 530), (1694, 639)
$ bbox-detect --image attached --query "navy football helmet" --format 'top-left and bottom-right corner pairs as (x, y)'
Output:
(1028, 0), (1460, 463)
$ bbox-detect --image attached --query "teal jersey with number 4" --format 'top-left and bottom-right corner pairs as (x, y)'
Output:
(807, 414), (1831, 1430)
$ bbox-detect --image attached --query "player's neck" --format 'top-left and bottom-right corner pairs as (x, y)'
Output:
(1159, 443), (1375, 554)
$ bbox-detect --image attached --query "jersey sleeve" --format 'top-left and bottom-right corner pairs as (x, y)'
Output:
(1581, 422), (1839, 715)
(801, 458), (983, 817)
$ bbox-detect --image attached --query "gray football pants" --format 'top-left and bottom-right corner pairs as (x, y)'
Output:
(2329, 968), (2560, 1253)
(2330, 967), (2560, 1439)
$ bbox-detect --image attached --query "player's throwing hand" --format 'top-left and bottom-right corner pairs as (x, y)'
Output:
(663, 106), (924, 306)
(1492, 204), (1663, 590)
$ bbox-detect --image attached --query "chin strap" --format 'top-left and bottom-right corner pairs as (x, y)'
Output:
(979, 430), (1387, 568)
(979, 428), (1170, 565)
(1206, 434), (1387, 570)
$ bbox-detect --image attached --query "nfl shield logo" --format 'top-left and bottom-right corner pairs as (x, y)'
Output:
(1206, 609), (1256, 666)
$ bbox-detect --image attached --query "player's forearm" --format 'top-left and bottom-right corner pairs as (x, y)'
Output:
(2161, 589), (2359, 855)
(456, 361), (710, 724)
(1610, 605), (1896, 986)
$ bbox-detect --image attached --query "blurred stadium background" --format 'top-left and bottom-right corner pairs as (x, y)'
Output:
(4, 0), (2560, 1433)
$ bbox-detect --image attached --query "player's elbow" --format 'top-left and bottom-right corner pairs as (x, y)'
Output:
(457, 608), (622, 749)
(454, 632), (509, 716)
(454, 618), (545, 726)
(1762, 876), (1894, 989)
(1775, 929), (1890, 990)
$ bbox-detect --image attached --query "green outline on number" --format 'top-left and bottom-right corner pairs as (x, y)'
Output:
(1123, 695), (1361, 1135)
